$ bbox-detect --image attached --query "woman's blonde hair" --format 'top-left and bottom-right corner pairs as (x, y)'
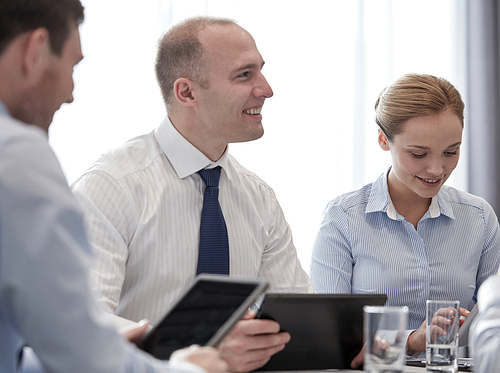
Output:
(375, 73), (464, 141)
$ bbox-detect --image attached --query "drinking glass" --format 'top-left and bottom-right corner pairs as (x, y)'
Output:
(364, 306), (408, 373)
(425, 300), (460, 373)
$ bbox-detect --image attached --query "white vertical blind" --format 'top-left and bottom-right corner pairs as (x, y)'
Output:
(50, 0), (467, 271)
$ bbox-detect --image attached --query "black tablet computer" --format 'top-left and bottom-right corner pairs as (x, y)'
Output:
(139, 274), (268, 360)
(256, 293), (387, 371)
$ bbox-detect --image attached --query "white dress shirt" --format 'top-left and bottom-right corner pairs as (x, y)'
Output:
(0, 101), (207, 373)
(71, 116), (313, 326)
(470, 274), (500, 373)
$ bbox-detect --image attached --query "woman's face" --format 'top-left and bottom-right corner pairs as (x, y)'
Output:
(379, 108), (463, 201)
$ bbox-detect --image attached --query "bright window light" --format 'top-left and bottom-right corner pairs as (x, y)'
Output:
(50, 0), (466, 271)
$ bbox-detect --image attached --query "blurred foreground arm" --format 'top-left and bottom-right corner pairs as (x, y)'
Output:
(470, 275), (500, 373)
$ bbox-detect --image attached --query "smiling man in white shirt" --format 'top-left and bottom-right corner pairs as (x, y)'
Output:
(71, 16), (313, 373)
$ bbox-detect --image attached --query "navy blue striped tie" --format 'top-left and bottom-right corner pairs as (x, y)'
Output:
(196, 166), (230, 275)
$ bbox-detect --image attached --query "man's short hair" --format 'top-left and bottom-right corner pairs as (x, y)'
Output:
(0, 0), (85, 56)
(155, 16), (236, 111)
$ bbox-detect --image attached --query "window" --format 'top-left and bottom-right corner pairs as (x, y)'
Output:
(50, 0), (466, 270)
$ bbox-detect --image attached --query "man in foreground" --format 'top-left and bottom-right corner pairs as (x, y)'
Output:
(0, 1), (226, 372)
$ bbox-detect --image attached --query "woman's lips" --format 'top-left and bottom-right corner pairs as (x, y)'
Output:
(417, 176), (442, 187)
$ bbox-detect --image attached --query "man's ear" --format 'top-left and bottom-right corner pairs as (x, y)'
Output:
(22, 28), (50, 80)
(173, 78), (197, 107)
(378, 129), (391, 151)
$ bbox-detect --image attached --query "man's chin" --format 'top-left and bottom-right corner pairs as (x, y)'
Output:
(245, 131), (264, 143)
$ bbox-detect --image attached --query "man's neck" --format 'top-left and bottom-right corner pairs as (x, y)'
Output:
(168, 115), (227, 162)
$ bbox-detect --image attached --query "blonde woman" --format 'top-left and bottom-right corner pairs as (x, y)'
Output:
(311, 73), (500, 354)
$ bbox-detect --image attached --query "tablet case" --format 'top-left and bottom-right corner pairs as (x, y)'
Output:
(256, 293), (387, 371)
(139, 274), (268, 359)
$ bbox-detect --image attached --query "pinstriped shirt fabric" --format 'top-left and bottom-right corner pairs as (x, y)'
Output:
(311, 170), (500, 331)
(71, 117), (313, 327)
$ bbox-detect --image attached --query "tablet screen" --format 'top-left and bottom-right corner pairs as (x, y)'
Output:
(255, 293), (387, 370)
(139, 275), (268, 360)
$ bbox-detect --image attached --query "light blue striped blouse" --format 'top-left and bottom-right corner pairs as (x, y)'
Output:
(311, 170), (500, 330)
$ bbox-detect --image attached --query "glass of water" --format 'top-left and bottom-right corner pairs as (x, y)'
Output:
(426, 300), (460, 373)
(364, 306), (408, 373)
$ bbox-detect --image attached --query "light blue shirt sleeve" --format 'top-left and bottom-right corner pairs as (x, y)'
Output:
(0, 114), (205, 373)
(310, 199), (354, 294)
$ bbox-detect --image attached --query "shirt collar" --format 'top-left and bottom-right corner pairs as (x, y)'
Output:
(434, 186), (455, 219)
(366, 168), (455, 220)
(386, 195), (441, 219)
(0, 99), (11, 117)
(154, 116), (229, 179)
(366, 170), (391, 215)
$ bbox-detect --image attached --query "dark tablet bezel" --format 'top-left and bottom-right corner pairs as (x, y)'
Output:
(139, 274), (268, 359)
(256, 293), (387, 371)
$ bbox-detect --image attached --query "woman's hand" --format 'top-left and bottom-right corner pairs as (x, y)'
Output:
(407, 307), (470, 352)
